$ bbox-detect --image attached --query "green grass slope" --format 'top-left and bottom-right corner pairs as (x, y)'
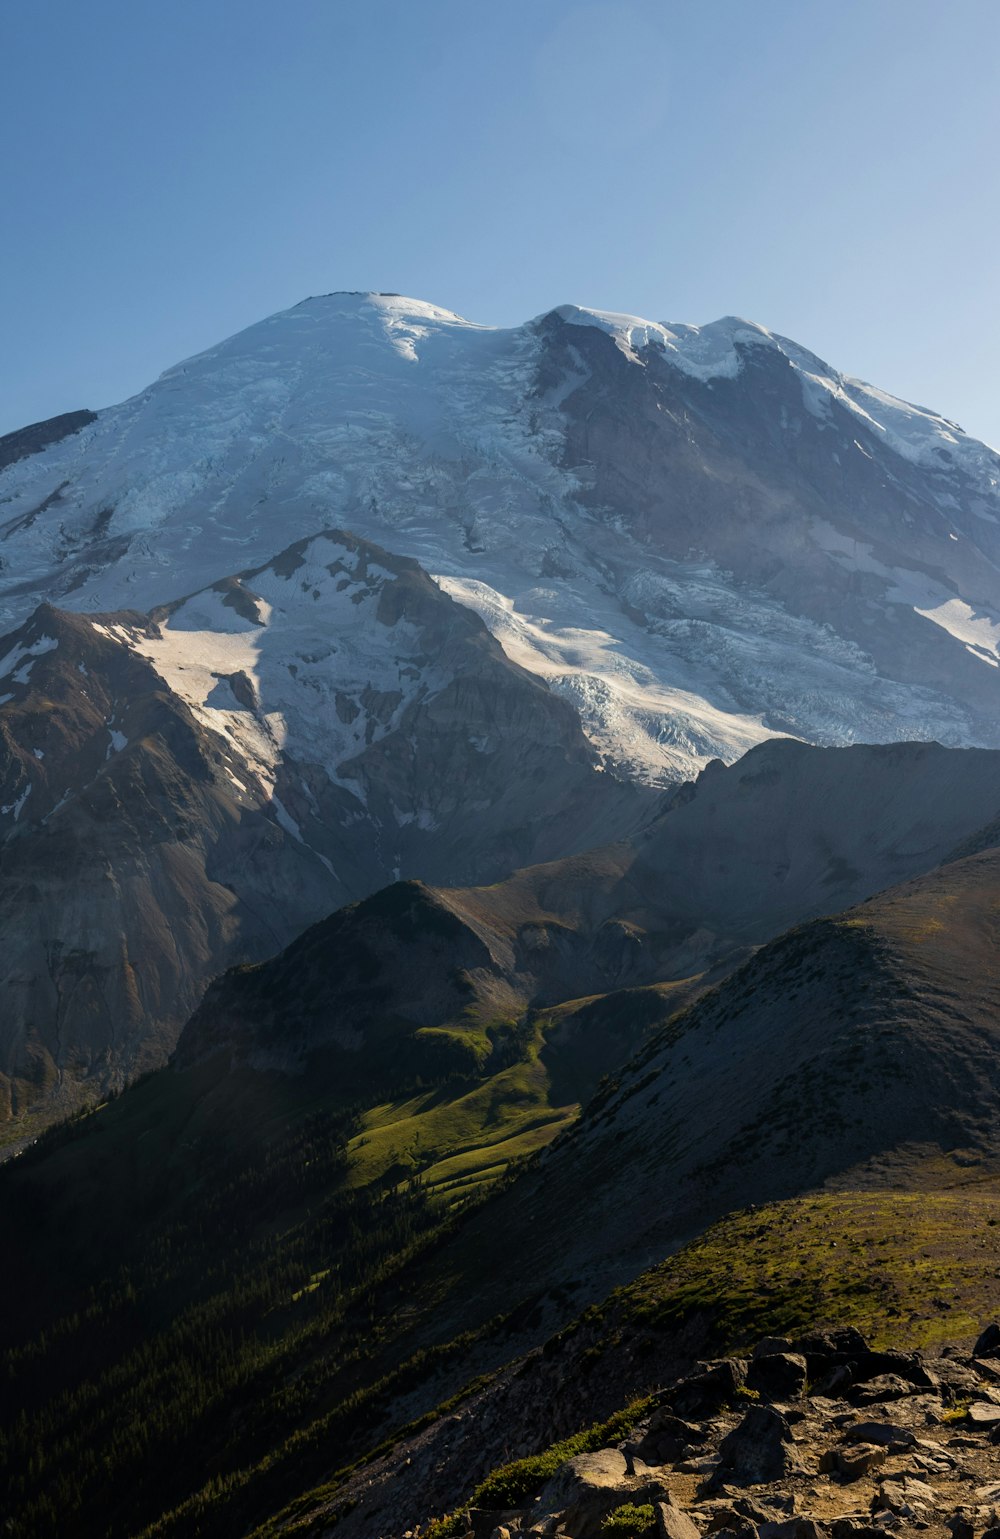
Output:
(0, 953), (687, 1539)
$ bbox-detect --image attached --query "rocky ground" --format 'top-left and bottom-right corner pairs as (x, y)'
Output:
(434, 1326), (1000, 1539)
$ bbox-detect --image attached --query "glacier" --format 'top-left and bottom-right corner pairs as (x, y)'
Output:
(2, 290), (999, 784)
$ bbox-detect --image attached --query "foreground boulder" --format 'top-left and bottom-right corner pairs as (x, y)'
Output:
(746, 1354), (808, 1404)
(531, 1449), (667, 1539)
(428, 1326), (1000, 1539)
(712, 1406), (809, 1487)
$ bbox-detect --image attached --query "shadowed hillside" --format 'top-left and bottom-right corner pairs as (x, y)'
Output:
(4, 755), (1000, 1537)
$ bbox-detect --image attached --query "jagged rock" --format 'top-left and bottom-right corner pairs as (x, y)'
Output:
(796, 1338), (936, 1403)
(733, 1498), (790, 1525)
(631, 1411), (706, 1467)
(669, 1360), (748, 1419)
(968, 1402), (1000, 1426)
(747, 1355), (808, 1404)
(298, 1332), (1000, 1539)
(974, 1358), (1000, 1384)
(706, 1505), (753, 1531)
(909, 1439), (956, 1473)
(753, 1339), (795, 1360)
(819, 1444), (887, 1481)
(874, 1477), (940, 1517)
(847, 1374), (916, 1406)
(811, 1366), (853, 1400)
(938, 1358), (984, 1387)
(758, 1522), (829, 1539)
(677, 1455), (721, 1475)
(842, 1422), (915, 1451)
(655, 1499), (702, 1539)
(713, 1407), (809, 1487)
(844, 1351), (938, 1391)
(704, 1511), (759, 1539)
(792, 1330), (870, 1376)
(974, 1324), (1000, 1358)
(531, 1450), (666, 1539)
(470, 1513), (521, 1539)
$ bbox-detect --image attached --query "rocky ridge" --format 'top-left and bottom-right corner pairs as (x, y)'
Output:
(175, 738), (1000, 1078)
(389, 1328), (1000, 1539)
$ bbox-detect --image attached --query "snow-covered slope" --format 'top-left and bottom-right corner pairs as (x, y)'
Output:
(2, 291), (1000, 784)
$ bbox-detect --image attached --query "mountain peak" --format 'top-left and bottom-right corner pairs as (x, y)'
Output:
(288, 289), (480, 331)
(2, 287), (1000, 796)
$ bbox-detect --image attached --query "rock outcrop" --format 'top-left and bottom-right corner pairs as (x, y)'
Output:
(429, 1328), (1000, 1539)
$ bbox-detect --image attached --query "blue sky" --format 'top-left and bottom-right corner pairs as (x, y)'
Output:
(2, 0), (998, 445)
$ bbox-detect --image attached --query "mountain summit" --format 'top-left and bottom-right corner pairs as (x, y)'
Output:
(3, 292), (999, 784)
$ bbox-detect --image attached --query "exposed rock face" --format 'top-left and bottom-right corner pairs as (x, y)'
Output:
(712, 1405), (808, 1486)
(0, 529), (651, 1129)
(531, 1449), (665, 1539)
(5, 292), (1000, 1125)
(746, 1356), (808, 1404)
(0, 605), (342, 1123)
(547, 308), (1000, 752)
(0, 408), (96, 471)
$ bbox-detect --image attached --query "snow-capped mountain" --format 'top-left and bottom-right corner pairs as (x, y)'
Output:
(3, 291), (999, 785)
(3, 288), (1000, 1131)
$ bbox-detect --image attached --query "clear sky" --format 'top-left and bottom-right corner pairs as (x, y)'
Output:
(2, 0), (998, 445)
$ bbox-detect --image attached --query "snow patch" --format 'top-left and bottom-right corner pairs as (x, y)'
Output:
(0, 633), (59, 682)
(2, 784), (31, 820)
(269, 794), (302, 840)
(914, 597), (1000, 667)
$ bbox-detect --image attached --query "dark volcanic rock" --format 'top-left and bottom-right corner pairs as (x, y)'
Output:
(631, 1410), (706, 1467)
(841, 1421), (915, 1451)
(0, 409), (96, 471)
(656, 1500), (702, 1539)
(713, 1406), (808, 1487)
(747, 1354), (808, 1403)
(847, 1374), (918, 1407)
(668, 1360), (748, 1419)
(975, 1323), (1000, 1358)
(0, 528), (656, 1134)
